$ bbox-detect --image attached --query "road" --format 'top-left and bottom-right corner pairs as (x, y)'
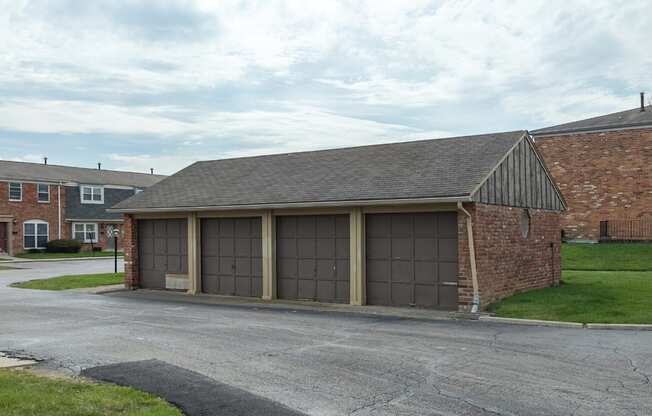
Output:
(0, 260), (650, 415)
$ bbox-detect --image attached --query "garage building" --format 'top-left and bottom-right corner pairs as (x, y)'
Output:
(112, 130), (565, 311)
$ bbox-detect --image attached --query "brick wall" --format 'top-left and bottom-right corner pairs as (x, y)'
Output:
(457, 203), (561, 311)
(123, 214), (138, 288)
(0, 182), (67, 254)
(535, 127), (652, 241)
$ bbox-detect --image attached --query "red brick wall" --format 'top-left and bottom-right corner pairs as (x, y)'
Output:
(457, 203), (561, 311)
(123, 214), (138, 288)
(0, 182), (67, 254)
(535, 128), (652, 241)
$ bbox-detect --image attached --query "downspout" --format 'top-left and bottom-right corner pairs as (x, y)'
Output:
(457, 202), (480, 313)
(57, 182), (62, 239)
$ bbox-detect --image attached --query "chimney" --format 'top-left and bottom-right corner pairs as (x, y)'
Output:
(44, 157), (48, 165)
(97, 162), (101, 170)
(150, 168), (154, 175)
(641, 92), (646, 112)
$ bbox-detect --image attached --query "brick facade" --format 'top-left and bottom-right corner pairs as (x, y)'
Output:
(0, 181), (67, 255)
(535, 127), (652, 241)
(123, 214), (138, 288)
(457, 203), (561, 311)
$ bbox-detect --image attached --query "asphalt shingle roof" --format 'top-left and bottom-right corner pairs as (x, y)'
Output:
(0, 160), (166, 188)
(532, 105), (652, 136)
(113, 131), (526, 211)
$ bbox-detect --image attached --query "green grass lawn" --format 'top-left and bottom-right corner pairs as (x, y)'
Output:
(15, 251), (123, 260)
(563, 242), (652, 271)
(0, 369), (180, 416)
(12, 272), (124, 290)
(490, 270), (652, 324)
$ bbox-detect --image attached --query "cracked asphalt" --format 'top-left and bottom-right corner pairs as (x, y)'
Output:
(0, 260), (651, 415)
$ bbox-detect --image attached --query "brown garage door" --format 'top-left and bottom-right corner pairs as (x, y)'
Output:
(138, 219), (188, 289)
(201, 218), (262, 297)
(277, 215), (349, 303)
(366, 212), (458, 309)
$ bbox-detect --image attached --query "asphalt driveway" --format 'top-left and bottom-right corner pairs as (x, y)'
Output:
(0, 260), (650, 416)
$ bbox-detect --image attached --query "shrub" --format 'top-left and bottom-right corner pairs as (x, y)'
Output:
(46, 239), (82, 253)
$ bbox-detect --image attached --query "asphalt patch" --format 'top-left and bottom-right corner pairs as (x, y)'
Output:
(82, 359), (307, 416)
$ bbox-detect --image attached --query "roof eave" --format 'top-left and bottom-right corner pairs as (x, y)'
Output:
(532, 121), (652, 137)
(108, 195), (473, 214)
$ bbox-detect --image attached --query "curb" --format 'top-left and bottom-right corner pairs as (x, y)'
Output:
(479, 316), (652, 331)
(585, 323), (652, 331)
(6, 256), (124, 264)
(479, 316), (584, 328)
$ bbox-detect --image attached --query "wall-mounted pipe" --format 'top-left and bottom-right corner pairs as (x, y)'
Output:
(458, 202), (480, 313)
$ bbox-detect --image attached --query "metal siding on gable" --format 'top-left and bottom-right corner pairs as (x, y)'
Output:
(138, 219), (188, 289)
(473, 137), (564, 210)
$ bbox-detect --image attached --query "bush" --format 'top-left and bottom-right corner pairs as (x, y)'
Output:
(46, 239), (82, 253)
(27, 249), (45, 254)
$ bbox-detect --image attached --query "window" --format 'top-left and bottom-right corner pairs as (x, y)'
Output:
(73, 223), (98, 243)
(37, 184), (50, 203)
(9, 182), (21, 201)
(24, 220), (49, 249)
(80, 186), (103, 204)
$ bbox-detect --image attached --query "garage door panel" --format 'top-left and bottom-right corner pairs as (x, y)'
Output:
(277, 214), (350, 303)
(316, 259), (334, 278)
(366, 215), (390, 236)
(316, 238), (335, 258)
(415, 261), (436, 283)
(414, 214), (437, 235)
(336, 259), (349, 280)
(335, 237), (349, 258)
(203, 256), (219, 274)
(235, 238), (251, 257)
(367, 259), (389, 282)
(391, 216), (412, 236)
(277, 238), (296, 258)
(277, 258), (297, 278)
(278, 278), (296, 299)
(317, 280), (335, 301)
(297, 238), (316, 257)
(298, 259), (315, 278)
(298, 279), (316, 299)
(391, 260), (412, 282)
(201, 217), (262, 297)
(390, 283), (412, 306)
(438, 238), (457, 262)
(297, 217), (315, 237)
(438, 213), (458, 236)
(366, 212), (458, 309)
(235, 257), (251, 275)
(366, 238), (390, 259)
(139, 219), (188, 290)
(438, 285), (458, 309)
(415, 285), (437, 308)
(251, 238), (262, 257)
(316, 216), (335, 237)
(366, 282), (388, 304)
(219, 238), (234, 256)
(439, 262), (458, 283)
(391, 238), (412, 259)
(414, 238), (436, 260)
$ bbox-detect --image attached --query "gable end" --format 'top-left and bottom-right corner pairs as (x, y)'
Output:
(472, 135), (565, 211)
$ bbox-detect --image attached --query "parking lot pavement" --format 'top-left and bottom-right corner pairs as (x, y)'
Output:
(1, 261), (651, 416)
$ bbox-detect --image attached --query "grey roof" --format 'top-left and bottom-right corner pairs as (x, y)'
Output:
(0, 160), (166, 187)
(532, 105), (652, 136)
(66, 186), (136, 221)
(113, 131), (527, 211)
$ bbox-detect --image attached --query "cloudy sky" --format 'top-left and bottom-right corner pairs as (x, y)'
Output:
(1, 0), (650, 175)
